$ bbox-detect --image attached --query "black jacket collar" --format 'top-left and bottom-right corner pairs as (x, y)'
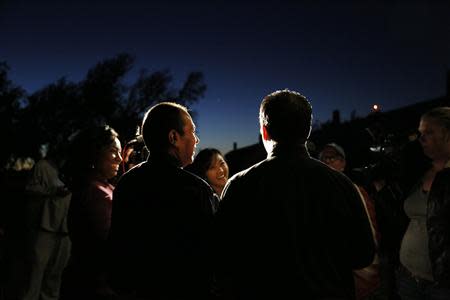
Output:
(147, 153), (181, 168)
(268, 142), (310, 159)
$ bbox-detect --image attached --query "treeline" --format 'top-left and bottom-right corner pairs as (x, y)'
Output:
(0, 53), (206, 170)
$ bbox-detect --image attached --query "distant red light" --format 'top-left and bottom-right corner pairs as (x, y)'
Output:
(372, 104), (380, 112)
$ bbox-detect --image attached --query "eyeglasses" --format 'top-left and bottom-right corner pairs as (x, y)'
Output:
(320, 155), (341, 163)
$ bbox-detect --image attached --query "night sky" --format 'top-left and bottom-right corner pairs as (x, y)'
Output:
(1, 0), (449, 154)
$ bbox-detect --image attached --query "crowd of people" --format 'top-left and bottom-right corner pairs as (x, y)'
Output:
(1, 90), (449, 300)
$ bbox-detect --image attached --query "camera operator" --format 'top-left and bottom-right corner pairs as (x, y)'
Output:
(121, 135), (149, 174)
(349, 129), (430, 300)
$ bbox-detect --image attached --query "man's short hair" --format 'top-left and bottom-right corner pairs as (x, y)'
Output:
(260, 89), (312, 144)
(142, 102), (188, 154)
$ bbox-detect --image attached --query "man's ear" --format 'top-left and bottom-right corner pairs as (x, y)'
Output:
(261, 125), (270, 141)
(168, 129), (178, 145)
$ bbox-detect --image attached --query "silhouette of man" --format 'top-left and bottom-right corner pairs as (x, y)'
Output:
(215, 89), (375, 299)
(109, 102), (215, 300)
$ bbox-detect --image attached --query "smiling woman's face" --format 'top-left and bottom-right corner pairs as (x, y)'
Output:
(206, 153), (229, 195)
(95, 137), (123, 180)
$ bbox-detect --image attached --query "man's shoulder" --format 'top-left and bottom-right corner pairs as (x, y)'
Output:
(179, 168), (213, 191)
(118, 161), (146, 179)
(229, 158), (270, 182)
(114, 161), (152, 192)
(118, 161), (211, 192)
(229, 155), (353, 188)
(230, 155), (320, 179)
(297, 156), (354, 181)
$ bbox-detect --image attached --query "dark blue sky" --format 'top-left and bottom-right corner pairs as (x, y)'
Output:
(1, 0), (449, 154)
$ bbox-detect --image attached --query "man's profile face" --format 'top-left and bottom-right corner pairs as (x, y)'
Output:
(175, 112), (199, 167)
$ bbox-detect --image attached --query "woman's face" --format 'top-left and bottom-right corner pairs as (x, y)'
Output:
(95, 137), (123, 180)
(206, 153), (229, 195)
(419, 118), (450, 161)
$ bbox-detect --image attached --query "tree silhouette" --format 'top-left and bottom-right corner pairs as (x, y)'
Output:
(21, 78), (81, 157)
(176, 72), (207, 106)
(119, 68), (207, 137)
(0, 53), (207, 168)
(81, 53), (134, 120)
(0, 62), (26, 168)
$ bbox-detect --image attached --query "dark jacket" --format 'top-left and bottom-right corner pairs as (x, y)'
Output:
(427, 163), (450, 287)
(108, 154), (215, 299)
(215, 144), (375, 300)
(66, 178), (114, 294)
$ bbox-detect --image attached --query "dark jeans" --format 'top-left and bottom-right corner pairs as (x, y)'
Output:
(396, 265), (450, 300)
